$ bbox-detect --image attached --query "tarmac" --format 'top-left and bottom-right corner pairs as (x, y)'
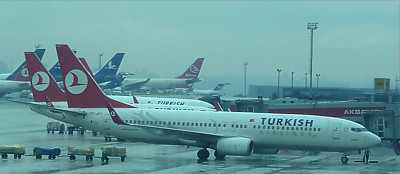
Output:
(1, 98), (400, 174)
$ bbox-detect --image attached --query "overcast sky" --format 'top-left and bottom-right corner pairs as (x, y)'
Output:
(0, 1), (398, 89)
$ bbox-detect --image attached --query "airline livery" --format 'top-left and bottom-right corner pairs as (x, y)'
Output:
(116, 58), (204, 91)
(21, 52), (217, 134)
(48, 44), (381, 164)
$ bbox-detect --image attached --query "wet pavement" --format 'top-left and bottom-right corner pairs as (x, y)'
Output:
(1, 99), (400, 174)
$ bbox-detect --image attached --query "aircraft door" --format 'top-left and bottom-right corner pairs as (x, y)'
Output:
(104, 118), (111, 131)
(332, 123), (341, 139)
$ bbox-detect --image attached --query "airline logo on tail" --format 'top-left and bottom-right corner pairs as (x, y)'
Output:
(104, 61), (117, 70)
(65, 69), (88, 94)
(32, 71), (50, 91)
(21, 68), (29, 78)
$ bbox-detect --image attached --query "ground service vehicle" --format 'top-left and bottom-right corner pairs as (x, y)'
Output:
(67, 146), (94, 161)
(101, 146), (127, 162)
(0, 145), (26, 159)
(33, 147), (61, 159)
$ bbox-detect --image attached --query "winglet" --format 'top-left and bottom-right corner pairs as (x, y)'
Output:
(105, 101), (128, 125)
(56, 44), (133, 108)
(214, 101), (223, 112)
(176, 58), (204, 79)
(132, 96), (139, 104)
(24, 52), (65, 102)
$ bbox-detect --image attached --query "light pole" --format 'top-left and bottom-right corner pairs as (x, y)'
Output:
(316, 73), (321, 88)
(307, 22), (318, 99)
(277, 69), (282, 98)
(98, 53), (104, 71)
(291, 72), (294, 97)
(244, 62), (248, 97)
(305, 72), (308, 88)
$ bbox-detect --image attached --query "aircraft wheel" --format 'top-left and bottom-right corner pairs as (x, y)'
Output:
(214, 151), (226, 160)
(197, 149), (210, 160)
(341, 156), (349, 164)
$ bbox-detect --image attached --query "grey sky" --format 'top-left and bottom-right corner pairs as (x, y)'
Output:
(0, 1), (398, 89)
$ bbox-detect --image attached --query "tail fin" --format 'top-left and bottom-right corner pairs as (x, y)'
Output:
(176, 58), (204, 79)
(7, 48), (46, 81)
(213, 83), (226, 91)
(24, 52), (65, 102)
(78, 58), (95, 77)
(48, 62), (62, 82)
(94, 53), (124, 84)
(56, 44), (132, 108)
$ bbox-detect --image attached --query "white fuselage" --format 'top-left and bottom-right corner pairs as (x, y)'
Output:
(190, 89), (222, 97)
(123, 78), (193, 90)
(110, 95), (214, 109)
(31, 104), (381, 153)
(0, 80), (30, 95)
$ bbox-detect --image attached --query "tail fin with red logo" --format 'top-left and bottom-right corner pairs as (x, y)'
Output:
(55, 44), (133, 108)
(24, 52), (65, 102)
(176, 58), (204, 79)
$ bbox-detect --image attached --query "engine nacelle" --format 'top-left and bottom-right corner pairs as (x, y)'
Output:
(216, 137), (254, 156)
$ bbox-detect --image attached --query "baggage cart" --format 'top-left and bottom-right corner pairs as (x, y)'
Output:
(67, 146), (94, 161)
(33, 147), (61, 159)
(101, 146), (127, 162)
(46, 121), (65, 134)
(0, 145), (26, 159)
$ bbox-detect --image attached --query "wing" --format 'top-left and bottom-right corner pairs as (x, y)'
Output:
(121, 78), (150, 91)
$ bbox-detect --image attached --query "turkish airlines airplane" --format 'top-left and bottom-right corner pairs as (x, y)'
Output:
(115, 58), (204, 92)
(50, 44), (381, 164)
(0, 49), (46, 97)
(22, 51), (216, 125)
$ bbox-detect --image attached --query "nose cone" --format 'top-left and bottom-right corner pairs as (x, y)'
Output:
(366, 133), (381, 147)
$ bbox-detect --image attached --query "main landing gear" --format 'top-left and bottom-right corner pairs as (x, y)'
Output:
(196, 149), (226, 160)
(341, 155), (349, 164)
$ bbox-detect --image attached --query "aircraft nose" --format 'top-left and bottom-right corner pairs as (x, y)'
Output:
(367, 133), (381, 147)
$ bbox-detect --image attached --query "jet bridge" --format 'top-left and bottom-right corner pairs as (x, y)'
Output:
(362, 110), (400, 155)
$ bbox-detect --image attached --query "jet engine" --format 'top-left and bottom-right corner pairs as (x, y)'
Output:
(216, 137), (254, 156)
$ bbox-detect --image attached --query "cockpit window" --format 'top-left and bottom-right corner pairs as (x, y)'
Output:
(351, 128), (368, 132)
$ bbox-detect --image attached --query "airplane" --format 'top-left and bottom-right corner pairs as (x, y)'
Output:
(113, 58), (204, 92)
(20, 50), (216, 140)
(188, 83), (229, 97)
(51, 44), (381, 163)
(0, 49), (46, 97)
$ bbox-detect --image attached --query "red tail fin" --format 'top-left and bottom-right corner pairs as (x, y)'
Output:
(24, 52), (65, 102)
(78, 58), (95, 77)
(176, 58), (204, 79)
(56, 44), (133, 108)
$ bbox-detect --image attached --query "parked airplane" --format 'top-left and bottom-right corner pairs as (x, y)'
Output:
(52, 44), (381, 163)
(114, 58), (204, 92)
(0, 49), (45, 97)
(21, 50), (215, 140)
(189, 83), (229, 97)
